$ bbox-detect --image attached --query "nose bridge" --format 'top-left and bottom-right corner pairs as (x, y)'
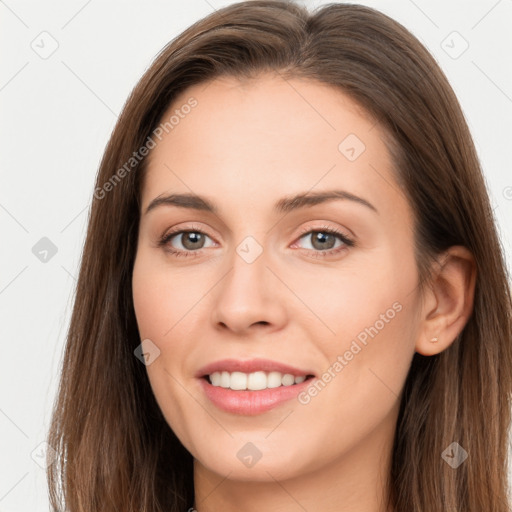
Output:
(210, 235), (287, 333)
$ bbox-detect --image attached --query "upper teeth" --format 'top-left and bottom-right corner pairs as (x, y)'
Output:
(209, 371), (307, 390)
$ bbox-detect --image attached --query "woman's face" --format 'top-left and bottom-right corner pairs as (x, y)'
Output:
(132, 74), (423, 482)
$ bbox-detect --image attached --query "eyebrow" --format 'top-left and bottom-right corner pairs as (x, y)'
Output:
(144, 189), (378, 216)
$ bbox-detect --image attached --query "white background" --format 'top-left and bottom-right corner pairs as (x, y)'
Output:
(1, 0), (511, 510)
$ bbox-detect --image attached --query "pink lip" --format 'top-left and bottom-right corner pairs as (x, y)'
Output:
(198, 375), (315, 415)
(195, 358), (315, 378)
(195, 358), (316, 415)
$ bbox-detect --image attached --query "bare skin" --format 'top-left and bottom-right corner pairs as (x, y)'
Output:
(131, 73), (476, 512)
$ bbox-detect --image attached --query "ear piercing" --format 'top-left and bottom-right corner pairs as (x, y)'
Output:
(430, 335), (439, 343)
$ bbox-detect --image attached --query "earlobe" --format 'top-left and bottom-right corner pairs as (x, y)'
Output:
(415, 246), (477, 356)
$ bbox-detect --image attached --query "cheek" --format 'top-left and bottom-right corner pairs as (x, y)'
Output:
(285, 254), (419, 462)
(289, 244), (419, 405)
(131, 251), (197, 438)
(132, 249), (200, 337)
(288, 242), (418, 346)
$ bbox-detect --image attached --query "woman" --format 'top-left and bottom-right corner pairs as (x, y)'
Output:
(46, 1), (512, 511)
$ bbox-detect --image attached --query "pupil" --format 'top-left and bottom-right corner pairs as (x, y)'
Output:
(312, 232), (335, 250)
(183, 232), (204, 250)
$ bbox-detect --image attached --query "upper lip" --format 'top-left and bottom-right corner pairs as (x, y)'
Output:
(195, 358), (316, 378)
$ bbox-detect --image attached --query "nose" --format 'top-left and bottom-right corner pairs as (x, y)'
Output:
(210, 244), (288, 336)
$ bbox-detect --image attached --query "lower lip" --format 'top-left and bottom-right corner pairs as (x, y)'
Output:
(198, 376), (315, 415)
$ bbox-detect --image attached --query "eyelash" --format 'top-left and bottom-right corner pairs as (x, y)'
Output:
(157, 224), (355, 259)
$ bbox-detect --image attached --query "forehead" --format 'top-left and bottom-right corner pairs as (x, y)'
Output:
(141, 73), (407, 223)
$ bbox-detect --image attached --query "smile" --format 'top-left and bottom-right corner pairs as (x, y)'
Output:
(206, 370), (311, 390)
(198, 373), (316, 415)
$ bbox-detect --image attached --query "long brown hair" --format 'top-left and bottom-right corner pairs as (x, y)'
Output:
(47, 1), (512, 510)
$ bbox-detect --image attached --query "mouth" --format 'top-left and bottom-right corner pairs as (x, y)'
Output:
(195, 358), (317, 415)
(197, 368), (316, 415)
(202, 371), (316, 390)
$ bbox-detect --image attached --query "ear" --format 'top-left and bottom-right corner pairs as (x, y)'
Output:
(415, 246), (477, 356)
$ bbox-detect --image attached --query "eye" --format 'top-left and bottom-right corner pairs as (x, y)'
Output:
(157, 224), (355, 259)
(293, 226), (355, 257)
(158, 226), (216, 258)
